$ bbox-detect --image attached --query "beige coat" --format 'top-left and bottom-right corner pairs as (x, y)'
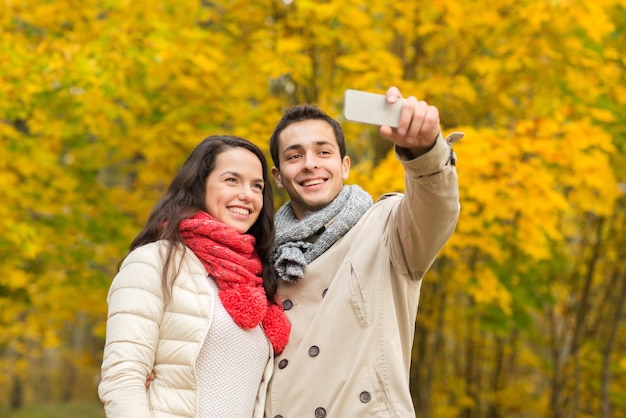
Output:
(265, 134), (460, 418)
(98, 241), (273, 418)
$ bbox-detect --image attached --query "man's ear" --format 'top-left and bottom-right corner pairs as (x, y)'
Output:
(271, 166), (284, 188)
(342, 155), (351, 180)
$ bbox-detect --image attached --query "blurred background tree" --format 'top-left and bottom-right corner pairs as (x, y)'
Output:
(1, 0), (624, 416)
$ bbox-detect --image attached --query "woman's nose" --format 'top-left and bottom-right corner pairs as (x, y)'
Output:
(238, 186), (253, 200)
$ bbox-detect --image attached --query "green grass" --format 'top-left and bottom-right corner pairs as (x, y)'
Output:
(0, 402), (105, 418)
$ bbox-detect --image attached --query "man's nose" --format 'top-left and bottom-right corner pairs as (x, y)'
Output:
(303, 154), (319, 170)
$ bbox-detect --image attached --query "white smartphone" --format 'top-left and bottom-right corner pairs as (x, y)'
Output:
(343, 89), (404, 127)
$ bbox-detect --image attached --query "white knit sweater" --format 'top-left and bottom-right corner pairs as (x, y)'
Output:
(196, 279), (270, 417)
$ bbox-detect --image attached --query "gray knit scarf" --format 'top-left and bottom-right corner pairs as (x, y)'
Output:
(270, 185), (373, 283)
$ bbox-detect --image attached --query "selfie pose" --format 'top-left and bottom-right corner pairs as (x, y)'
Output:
(98, 135), (290, 418)
(265, 86), (461, 417)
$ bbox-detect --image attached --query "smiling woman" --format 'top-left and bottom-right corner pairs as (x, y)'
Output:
(203, 147), (265, 234)
(97, 135), (291, 418)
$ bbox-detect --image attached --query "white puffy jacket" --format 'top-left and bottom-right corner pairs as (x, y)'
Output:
(98, 241), (272, 418)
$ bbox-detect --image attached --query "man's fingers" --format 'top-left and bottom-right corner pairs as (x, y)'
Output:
(398, 96), (417, 136)
(406, 100), (429, 141)
(381, 88), (441, 148)
(385, 86), (402, 103)
(379, 125), (394, 139)
(145, 372), (156, 389)
(420, 105), (441, 142)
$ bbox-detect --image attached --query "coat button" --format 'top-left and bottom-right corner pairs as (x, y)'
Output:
(314, 407), (326, 417)
(308, 345), (320, 357)
(359, 391), (371, 403)
(278, 359), (288, 369)
(283, 299), (293, 310)
(322, 288), (328, 297)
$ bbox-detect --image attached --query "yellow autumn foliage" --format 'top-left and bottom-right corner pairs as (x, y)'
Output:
(1, 0), (625, 415)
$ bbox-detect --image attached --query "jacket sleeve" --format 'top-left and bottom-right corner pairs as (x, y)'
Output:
(98, 245), (165, 418)
(384, 132), (461, 280)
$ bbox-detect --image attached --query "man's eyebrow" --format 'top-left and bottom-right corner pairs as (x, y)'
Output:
(283, 140), (337, 153)
(312, 140), (337, 147)
(282, 144), (303, 154)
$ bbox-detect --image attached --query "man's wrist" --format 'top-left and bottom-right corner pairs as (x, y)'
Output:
(397, 131), (464, 178)
(395, 133), (441, 161)
(397, 142), (437, 160)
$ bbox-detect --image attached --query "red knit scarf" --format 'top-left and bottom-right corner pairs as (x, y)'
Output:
(179, 211), (290, 354)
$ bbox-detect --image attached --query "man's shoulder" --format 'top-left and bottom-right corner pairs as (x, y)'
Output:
(349, 193), (402, 227)
(375, 192), (403, 203)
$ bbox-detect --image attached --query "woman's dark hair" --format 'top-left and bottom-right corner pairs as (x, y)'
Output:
(127, 135), (278, 304)
(269, 104), (346, 169)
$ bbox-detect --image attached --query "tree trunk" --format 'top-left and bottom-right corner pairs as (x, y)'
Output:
(10, 375), (23, 410)
(601, 269), (626, 417)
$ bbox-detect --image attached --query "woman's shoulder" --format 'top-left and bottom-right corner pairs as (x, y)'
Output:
(121, 240), (205, 277)
(121, 240), (185, 266)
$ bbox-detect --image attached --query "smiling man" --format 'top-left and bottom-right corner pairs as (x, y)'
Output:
(265, 86), (462, 417)
(271, 118), (349, 219)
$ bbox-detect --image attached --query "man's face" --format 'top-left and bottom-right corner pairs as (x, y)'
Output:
(272, 120), (350, 220)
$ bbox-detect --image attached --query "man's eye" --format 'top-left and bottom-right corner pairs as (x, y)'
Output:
(286, 154), (301, 160)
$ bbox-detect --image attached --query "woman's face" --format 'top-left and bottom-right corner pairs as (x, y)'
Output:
(204, 147), (265, 233)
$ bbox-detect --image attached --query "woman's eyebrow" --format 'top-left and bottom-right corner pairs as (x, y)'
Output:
(221, 171), (264, 183)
